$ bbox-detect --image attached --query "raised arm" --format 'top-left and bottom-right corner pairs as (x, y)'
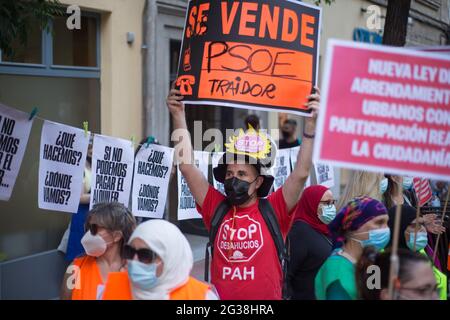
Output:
(282, 87), (320, 212)
(167, 86), (210, 208)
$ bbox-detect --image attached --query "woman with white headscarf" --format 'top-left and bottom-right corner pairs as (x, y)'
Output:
(124, 219), (218, 300)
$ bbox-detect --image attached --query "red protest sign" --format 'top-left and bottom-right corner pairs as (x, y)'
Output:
(314, 40), (450, 181)
(413, 178), (433, 207)
(176, 0), (321, 115)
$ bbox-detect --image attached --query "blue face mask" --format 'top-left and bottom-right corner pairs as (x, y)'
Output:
(127, 259), (160, 290)
(380, 178), (388, 194)
(402, 177), (414, 190)
(351, 227), (391, 251)
(318, 205), (337, 225)
(407, 231), (428, 252)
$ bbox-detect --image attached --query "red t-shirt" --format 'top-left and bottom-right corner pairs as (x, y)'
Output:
(196, 186), (295, 300)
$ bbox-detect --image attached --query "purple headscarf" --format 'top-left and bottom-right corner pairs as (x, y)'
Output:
(329, 196), (388, 248)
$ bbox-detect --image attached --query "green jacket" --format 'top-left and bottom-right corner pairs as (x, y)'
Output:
(418, 249), (447, 300)
(315, 251), (357, 300)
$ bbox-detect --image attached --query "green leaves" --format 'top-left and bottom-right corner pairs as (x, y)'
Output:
(0, 0), (64, 58)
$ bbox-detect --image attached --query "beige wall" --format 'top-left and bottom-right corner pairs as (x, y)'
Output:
(61, 0), (145, 140)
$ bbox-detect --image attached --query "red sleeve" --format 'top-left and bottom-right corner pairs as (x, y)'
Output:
(195, 185), (226, 231)
(267, 187), (296, 239)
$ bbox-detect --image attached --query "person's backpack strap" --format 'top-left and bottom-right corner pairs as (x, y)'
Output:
(204, 200), (231, 282)
(258, 199), (285, 263)
(204, 198), (291, 299)
(258, 198), (290, 299)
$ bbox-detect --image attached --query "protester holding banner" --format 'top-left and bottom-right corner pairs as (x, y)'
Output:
(65, 142), (93, 261)
(315, 196), (389, 300)
(166, 83), (320, 299)
(61, 202), (136, 300)
(279, 119), (301, 149)
(386, 205), (447, 300)
(287, 185), (335, 300)
(122, 219), (218, 300)
(337, 171), (384, 211)
(357, 247), (439, 300)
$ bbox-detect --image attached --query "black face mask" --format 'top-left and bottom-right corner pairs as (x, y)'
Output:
(224, 176), (258, 206)
(281, 130), (291, 139)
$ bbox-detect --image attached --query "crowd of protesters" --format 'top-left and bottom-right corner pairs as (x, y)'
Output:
(59, 85), (449, 301)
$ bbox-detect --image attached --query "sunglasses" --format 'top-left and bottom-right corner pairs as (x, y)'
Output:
(124, 245), (157, 264)
(86, 223), (102, 235)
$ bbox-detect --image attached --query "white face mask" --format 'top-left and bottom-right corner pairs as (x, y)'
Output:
(81, 231), (109, 257)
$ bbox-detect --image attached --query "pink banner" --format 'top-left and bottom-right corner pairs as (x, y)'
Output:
(314, 40), (450, 181)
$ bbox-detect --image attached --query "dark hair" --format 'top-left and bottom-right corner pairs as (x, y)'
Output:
(387, 205), (417, 250)
(356, 247), (430, 300)
(85, 202), (137, 258)
(383, 175), (397, 209)
(283, 119), (297, 126)
(244, 114), (260, 129)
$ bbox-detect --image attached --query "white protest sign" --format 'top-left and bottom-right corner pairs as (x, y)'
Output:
(289, 146), (310, 187)
(38, 121), (89, 212)
(90, 134), (134, 209)
(132, 144), (174, 218)
(177, 151), (209, 220)
(314, 163), (335, 188)
(211, 152), (225, 195)
(269, 149), (292, 191)
(289, 146), (300, 170)
(0, 103), (34, 201)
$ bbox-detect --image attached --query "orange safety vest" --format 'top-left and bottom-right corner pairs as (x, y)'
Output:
(103, 274), (211, 300)
(102, 272), (133, 300)
(170, 276), (210, 300)
(71, 256), (103, 300)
